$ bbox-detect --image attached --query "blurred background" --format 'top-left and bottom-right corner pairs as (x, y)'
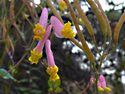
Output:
(0, 0), (125, 94)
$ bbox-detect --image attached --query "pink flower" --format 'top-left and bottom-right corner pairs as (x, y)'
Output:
(51, 16), (76, 39)
(29, 7), (52, 64)
(45, 39), (59, 81)
(99, 75), (111, 92)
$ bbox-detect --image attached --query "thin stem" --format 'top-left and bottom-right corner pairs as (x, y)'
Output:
(92, 62), (98, 94)
(52, 81), (55, 94)
(70, 37), (85, 51)
(92, 36), (101, 57)
(81, 84), (90, 94)
(98, 55), (105, 72)
(0, 41), (7, 68)
(5, 2), (25, 39)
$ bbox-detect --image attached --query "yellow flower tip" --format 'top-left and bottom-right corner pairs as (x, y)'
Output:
(98, 87), (104, 92)
(61, 21), (75, 39)
(33, 23), (46, 41)
(46, 66), (60, 81)
(59, 1), (67, 11)
(46, 66), (59, 76)
(105, 87), (111, 92)
(9, 0), (12, 1)
(49, 74), (60, 82)
(29, 50), (42, 64)
(33, 36), (43, 41)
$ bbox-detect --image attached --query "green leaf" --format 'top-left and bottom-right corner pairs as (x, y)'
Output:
(31, 76), (40, 80)
(55, 87), (62, 93)
(0, 68), (16, 81)
(48, 88), (53, 93)
(54, 79), (61, 88)
(31, 83), (38, 88)
(19, 79), (29, 83)
(31, 90), (42, 93)
(48, 80), (53, 88)
(18, 87), (29, 91)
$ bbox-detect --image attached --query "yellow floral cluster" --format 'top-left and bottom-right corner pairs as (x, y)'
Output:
(33, 23), (46, 41)
(59, 1), (67, 11)
(29, 50), (42, 64)
(61, 21), (76, 39)
(46, 66), (60, 81)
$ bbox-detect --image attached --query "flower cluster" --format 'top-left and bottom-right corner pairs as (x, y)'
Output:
(90, 75), (111, 93)
(29, 8), (75, 65)
(29, 7), (76, 82)
(29, 7), (51, 64)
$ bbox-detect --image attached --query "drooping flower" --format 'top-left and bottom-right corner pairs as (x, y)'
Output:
(46, 39), (60, 81)
(29, 7), (51, 64)
(99, 75), (111, 92)
(56, 0), (67, 11)
(51, 16), (76, 39)
(89, 75), (111, 93)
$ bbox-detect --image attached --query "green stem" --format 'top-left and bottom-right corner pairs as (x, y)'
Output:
(5, 2), (25, 39)
(0, 40), (7, 68)
(92, 62), (98, 94)
(52, 81), (55, 94)
(92, 36), (101, 57)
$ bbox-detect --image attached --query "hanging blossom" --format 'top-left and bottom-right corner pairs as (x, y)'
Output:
(56, 0), (67, 11)
(46, 39), (60, 81)
(90, 75), (111, 93)
(29, 7), (52, 64)
(99, 75), (111, 92)
(51, 16), (76, 39)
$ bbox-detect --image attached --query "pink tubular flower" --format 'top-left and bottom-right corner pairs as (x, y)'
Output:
(29, 7), (52, 64)
(51, 16), (76, 39)
(99, 75), (111, 92)
(46, 39), (60, 81)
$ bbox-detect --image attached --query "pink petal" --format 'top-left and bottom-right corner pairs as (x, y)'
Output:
(39, 7), (48, 29)
(99, 75), (106, 82)
(51, 16), (64, 38)
(99, 75), (106, 88)
(46, 39), (55, 67)
(98, 82), (101, 88)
